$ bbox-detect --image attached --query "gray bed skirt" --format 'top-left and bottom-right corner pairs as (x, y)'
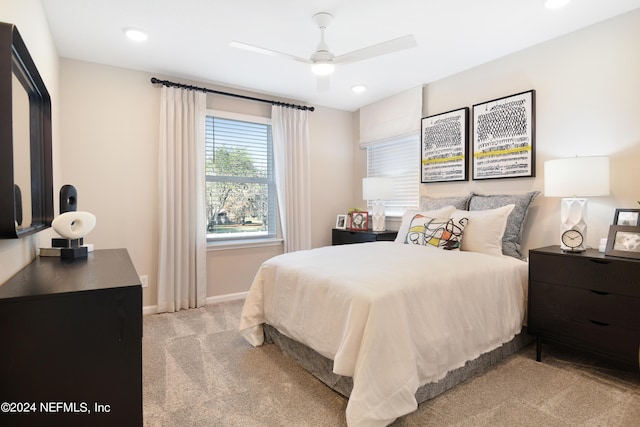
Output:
(264, 324), (534, 403)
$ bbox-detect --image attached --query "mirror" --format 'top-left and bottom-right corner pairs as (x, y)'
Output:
(0, 22), (53, 238)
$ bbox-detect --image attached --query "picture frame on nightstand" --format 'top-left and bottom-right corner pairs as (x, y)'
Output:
(604, 225), (640, 259)
(336, 214), (347, 229)
(613, 208), (640, 226)
(349, 212), (368, 231)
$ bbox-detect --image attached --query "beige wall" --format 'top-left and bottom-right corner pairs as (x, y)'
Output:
(57, 60), (354, 308)
(3, 2), (637, 309)
(0, 0), (60, 284)
(353, 10), (640, 254)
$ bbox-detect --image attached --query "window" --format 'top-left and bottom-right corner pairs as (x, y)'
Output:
(366, 132), (420, 216)
(205, 111), (276, 242)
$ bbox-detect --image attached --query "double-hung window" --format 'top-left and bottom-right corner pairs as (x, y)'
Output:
(365, 132), (420, 216)
(205, 111), (277, 242)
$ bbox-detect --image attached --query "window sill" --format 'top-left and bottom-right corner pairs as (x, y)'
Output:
(207, 238), (284, 252)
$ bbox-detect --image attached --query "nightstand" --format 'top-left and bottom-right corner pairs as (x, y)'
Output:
(332, 228), (398, 245)
(528, 245), (640, 367)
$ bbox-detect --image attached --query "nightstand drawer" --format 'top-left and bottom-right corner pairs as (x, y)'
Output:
(335, 230), (377, 244)
(531, 311), (639, 365)
(529, 251), (640, 297)
(332, 229), (397, 245)
(530, 281), (640, 332)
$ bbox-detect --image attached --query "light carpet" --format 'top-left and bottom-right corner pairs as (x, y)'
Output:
(142, 300), (639, 426)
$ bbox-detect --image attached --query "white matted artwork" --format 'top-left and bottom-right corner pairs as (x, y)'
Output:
(605, 225), (640, 260)
(472, 90), (535, 180)
(335, 214), (347, 229)
(613, 209), (640, 226)
(421, 107), (469, 183)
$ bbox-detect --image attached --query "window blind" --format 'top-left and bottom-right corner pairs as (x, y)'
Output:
(366, 131), (420, 216)
(205, 115), (276, 241)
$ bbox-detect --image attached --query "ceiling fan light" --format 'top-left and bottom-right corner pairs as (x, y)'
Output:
(311, 61), (335, 76)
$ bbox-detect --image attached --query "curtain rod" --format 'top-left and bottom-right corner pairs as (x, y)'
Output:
(150, 77), (314, 112)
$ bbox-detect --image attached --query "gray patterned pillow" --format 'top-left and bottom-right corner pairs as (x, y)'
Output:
(420, 193), (472, 211)
(468, 191), (539, 259)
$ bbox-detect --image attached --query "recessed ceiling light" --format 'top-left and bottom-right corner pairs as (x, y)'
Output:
(544, 0), (571, 9)
(124, 28), (148, 42)
(352, 85), (367, 93)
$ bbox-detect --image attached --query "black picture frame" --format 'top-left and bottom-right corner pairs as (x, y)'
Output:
(0, 22), (54, 238)
(421, 107), (469, 183)
(472, 90), (535, 180)
(605, 225), (640, 260)
(613, 208), (640, 226)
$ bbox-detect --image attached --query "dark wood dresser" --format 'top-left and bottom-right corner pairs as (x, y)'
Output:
(528, 245), (640, 368)
(0, 249), (142, 426)
(332, 228), (398, 245)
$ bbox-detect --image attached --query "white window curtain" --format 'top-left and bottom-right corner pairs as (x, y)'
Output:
(271, 105), (311, 253)
(157, 86), (207, 313)
(359, 86), (423, 145)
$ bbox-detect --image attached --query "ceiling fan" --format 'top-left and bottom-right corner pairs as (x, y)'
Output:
(229, 12), (417, 88)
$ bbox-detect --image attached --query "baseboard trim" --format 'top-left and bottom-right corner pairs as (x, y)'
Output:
(142, 305), (158, 315)
(206, 291), (248, 305)
(143, 291), (248, 315)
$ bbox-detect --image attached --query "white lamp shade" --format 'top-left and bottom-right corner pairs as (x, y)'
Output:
(362, 177), (394, 200)
(544, 156), (610, 197)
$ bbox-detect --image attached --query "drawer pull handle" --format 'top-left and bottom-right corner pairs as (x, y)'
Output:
(589, 319), (610, 327)
(590, 290), (610, 296)
(589, 259), (611, 265)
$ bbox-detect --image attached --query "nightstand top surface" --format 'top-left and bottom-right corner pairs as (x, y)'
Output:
(530, 245), (640, 263)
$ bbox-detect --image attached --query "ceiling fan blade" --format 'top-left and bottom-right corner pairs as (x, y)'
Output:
(229, 40), (311, 63)
(333, 34), (417, 64)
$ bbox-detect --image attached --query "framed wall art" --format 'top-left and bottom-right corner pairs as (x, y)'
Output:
(605, 225), (640, 259)
(472, 90), (535, 180)
(421, 107), (469, 183)
(613, 208), (640, 226)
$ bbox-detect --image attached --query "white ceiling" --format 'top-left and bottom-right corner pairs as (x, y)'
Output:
(41, 0), (640, 112)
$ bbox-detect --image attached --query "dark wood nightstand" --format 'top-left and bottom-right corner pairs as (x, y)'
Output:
(528, 245), (640, 368)
(332, 228), (398, 245)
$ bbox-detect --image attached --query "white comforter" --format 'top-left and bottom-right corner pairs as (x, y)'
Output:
(240, 242), (528, 426)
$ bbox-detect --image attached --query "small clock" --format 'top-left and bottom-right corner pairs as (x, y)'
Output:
(561, 229), (584, 252)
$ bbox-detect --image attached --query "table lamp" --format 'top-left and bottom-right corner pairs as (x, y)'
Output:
(363, 177), (394, 231)
(544, 156), (609, 252)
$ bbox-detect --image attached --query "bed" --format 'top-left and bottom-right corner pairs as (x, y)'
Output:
(240, 191), (538, 426)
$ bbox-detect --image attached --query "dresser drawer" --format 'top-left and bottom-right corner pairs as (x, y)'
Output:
(530, 281), (640, 332)
(531, 311), (640, 366)
(529, 251), (640, 297)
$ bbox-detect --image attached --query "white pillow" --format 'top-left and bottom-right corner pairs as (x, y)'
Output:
(395, 205), (457, 243)
(450, 204), (515, 256)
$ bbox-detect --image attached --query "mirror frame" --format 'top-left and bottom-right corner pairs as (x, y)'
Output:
(0, 22), (53, 238)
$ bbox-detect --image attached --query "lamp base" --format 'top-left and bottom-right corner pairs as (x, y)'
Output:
(370, 200), (386, 232)
(559, 198), (587, 252)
